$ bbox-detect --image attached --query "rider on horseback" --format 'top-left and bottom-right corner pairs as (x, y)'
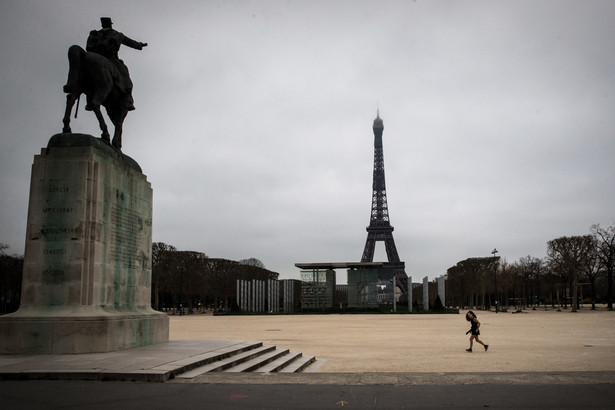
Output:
(84, 17), (147, 111)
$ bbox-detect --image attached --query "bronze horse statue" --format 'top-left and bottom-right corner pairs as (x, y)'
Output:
(62, 45), (128, 150)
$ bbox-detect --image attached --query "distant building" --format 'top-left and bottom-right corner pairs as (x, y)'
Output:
(299, 269), (336, 309)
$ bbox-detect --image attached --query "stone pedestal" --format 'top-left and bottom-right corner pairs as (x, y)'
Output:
(0, 134), (169, 354)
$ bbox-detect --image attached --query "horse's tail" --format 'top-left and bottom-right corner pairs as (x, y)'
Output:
(63, 45), (85, 94)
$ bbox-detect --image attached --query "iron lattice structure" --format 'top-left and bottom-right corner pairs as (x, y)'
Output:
(361, 113), (407, 292)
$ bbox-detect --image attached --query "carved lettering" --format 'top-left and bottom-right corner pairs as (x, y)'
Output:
(42, 207), (74, 213)
(48, 186), (70, 193)
(43, 248), (67, 255)
(42, 267), (64, 283)
(109, 206), (142, 268)
(40, 226), (76, 235)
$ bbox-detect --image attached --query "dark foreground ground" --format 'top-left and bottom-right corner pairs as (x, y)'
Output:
(1, 379), (615, 409)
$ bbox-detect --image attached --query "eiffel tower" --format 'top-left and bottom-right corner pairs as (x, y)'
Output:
(361, 112), (407, 292)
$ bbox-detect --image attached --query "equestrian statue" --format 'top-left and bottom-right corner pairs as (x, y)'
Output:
(62, 17), (147, 150)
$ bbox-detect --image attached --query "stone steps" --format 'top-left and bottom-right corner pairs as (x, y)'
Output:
(0, 340), (322, 382)
(224, 348), (290, 372)
(277, 354), (317, 373)
(254, 351), (303, 373)
(175, 343), (317, 378)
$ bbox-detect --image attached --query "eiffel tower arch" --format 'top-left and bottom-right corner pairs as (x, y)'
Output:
(361, 112), (408, 294)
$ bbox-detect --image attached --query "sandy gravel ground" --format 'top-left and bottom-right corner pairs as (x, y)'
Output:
(169, 307), (615, 373)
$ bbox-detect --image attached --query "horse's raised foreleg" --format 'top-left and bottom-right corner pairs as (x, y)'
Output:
(62, 93), (78, 133)
(92, 106), (111, 143)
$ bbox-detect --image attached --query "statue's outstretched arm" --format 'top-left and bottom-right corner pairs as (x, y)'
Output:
(122, 35), (147, 50)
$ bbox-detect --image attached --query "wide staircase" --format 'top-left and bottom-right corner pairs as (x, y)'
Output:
(175, 341), (320, 379)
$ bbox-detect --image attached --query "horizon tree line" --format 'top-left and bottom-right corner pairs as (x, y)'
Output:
(444, 222), (615, 311)
(151, 242), (279, 312)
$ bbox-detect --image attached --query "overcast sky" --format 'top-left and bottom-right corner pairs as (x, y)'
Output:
(1, 0), (614, 282)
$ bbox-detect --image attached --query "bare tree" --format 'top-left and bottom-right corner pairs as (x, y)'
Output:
(580, 238), (600, 310)
(239, 258), (266, 269)
(514, 256), (543, 308)
(547, 235), (595, 312)
(151, 242), (177, 310)
(497, 259), (512, 309)
(591, 223), (615, 310)
(446, 264), (462, 308)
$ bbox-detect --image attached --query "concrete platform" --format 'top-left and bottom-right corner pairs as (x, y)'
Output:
(0, 340), (269, 382)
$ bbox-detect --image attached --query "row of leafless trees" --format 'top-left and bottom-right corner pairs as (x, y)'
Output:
(151, 242), (279, 312)
(445, 223), (615, 311)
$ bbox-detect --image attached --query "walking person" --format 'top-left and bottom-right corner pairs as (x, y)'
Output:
(465, 311), (488, 352)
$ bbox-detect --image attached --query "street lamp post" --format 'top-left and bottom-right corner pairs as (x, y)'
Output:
(492, 248), (499, 313)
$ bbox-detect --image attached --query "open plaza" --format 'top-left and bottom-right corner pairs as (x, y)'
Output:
(170, 307), (615, 374)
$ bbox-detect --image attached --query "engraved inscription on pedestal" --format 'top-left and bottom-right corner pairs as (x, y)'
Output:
(109, 204), (140, 267)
